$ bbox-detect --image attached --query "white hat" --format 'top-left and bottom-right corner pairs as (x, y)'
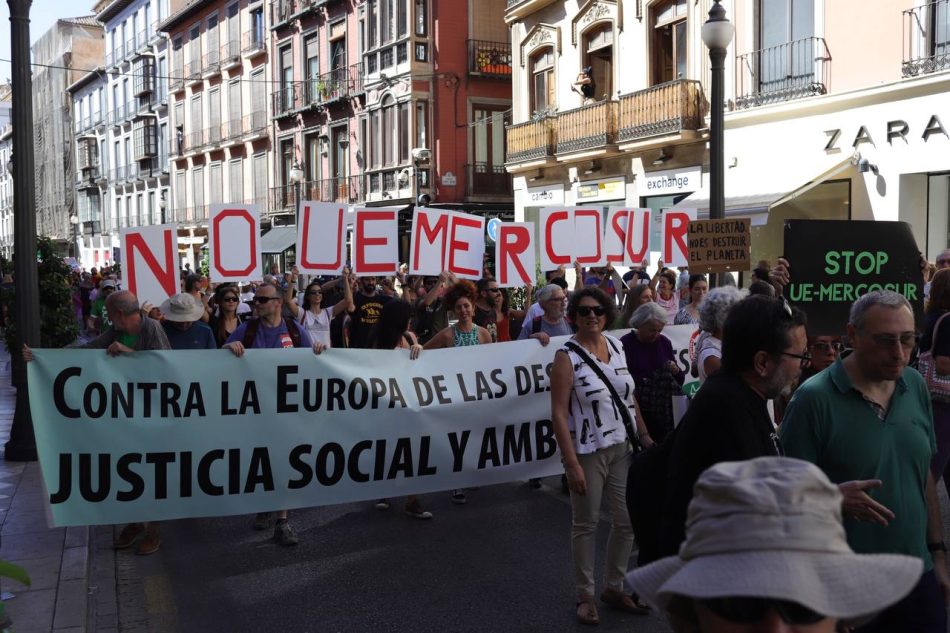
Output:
(100, 279), (117, 289)
(627, 457), (922, 620)
(159, 293), (206, 322)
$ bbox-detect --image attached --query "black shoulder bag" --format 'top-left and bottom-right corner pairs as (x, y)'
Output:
(564, 339), (643, 453)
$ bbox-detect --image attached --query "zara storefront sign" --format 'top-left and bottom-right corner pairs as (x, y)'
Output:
(823, 114), (948, 151)
(526, 183), (565, 205)
(643, 167), (702, 196)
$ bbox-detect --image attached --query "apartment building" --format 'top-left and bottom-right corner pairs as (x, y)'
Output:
(0, 126), (12, 260)
(32, 17), (105, 251)
(93, 0), (173, 266)
(68, 68), (112, 266)
(160, 0), (272, 268)
(505, 0), (709, 262)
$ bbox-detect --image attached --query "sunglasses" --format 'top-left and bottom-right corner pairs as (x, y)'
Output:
(221, 296), (239, 303)
(254, 296), (280, 304)
(700, 597), (826, 626)
(576, 305), (606, 317)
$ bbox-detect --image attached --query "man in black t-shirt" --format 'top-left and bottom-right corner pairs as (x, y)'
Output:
(347, 276), (393, 348)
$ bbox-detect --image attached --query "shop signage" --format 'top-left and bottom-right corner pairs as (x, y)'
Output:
(687, 218), (751, 274)
(783, 220), (924, 334)
(526, 183), (564, 205)
(823, 115), (948, 150)
(643, 167), (702, 196)
(441, 172), (457, 186)
(575, 177), (625, 202)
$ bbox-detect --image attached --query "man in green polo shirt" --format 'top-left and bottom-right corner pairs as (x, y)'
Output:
(782, 290), (949, 633)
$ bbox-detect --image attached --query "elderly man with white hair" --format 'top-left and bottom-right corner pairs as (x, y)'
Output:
(518, 283), (573, 345)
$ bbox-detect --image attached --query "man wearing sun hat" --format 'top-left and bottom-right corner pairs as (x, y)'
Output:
(158, 293), (216, 350)
(628, 457), (923, 633)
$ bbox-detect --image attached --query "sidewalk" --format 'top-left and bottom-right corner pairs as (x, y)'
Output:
(0, 347), (112, 633)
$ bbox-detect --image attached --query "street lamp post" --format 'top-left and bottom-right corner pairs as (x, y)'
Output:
(159, 190), (167, 224)
(702, 0), (734, 287)
(70, 214), (79, 262)
(6, 0), (41, 461)
(289, 160), (304, 227)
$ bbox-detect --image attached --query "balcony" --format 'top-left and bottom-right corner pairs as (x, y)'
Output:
(149, 21), (163, 46)
(187, 129), (204, 153)
(271, 0), (298, 29)
(77, 167), (101, 189)
(903, 0), (950, 77)
(134, 158), (160, 180)
(505, 0), (560, 23)
(125, 37), (137, 61)
(175, 206), (209, 224)
(110, 105), (127, 127)
(735, 37), (830, 109)
(202, 49), (221, 78)
(242, 30), (267, 57)
(242, 112), (268, 140)
(555, 100), (619, 155)
(206, 124), (222, 147)
(505, 117), (556, 164)
(170, 67), (185, 93)
(300, 176), (364, 204)
(222, 118), (243, 145)
(273, 83), (303, 118)
(185, 58), (202, 84)
(467, 40), (512, 78)
(220, 40), (241, 70)
(617, 79), (707, 145)
(270, 184), (296, 215)
(303, 64), (364, 106)
(465, 163), (512, 198)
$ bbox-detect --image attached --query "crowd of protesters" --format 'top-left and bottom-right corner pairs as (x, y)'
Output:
(19, 244), (950, 632)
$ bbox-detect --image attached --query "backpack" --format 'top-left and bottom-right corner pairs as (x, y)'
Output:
(625, 425), (678, 566)
(242, 317), (304, 348)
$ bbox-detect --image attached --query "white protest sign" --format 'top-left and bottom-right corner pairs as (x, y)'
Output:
(446, 211), (485, 280)
(539, 207), (575, 271)
(409, 207), (451, 276)
(661, 208), (697, 267)
(496, 222), (536, 288)
(297, 202), (347, 275)
(208, 204), (262, 282)
(604, 207), (629, 266)
(573, 207), (606, 267)
(624, 208), (652, 266)
(353, 208), (398, 275)
(120, 224), (180, 306)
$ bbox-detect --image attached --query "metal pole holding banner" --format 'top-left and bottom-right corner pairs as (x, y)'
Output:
(6, 0), (41, 461)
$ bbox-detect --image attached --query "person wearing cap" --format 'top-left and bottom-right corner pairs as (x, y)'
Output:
(90, 279), (118, 334)
(628, 457), (923, 633)
(781, 290), (950, 632)
(157, 293), (216, 350)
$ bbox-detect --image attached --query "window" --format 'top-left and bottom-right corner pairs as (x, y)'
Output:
(192, 167), (205, 218)
(251, 8), (264, 46)
(370, 110), (381, 168)
(209, 162), (223, 204)
(190, 93), (202, 143)
(397, 0), (408, 37)
(229, 158), (243, 202)
(157, 56), (167, 100)
(172, 37), (183, 84)
(279, 138), (294, 188)
(227, 3), (240, 55)
(133, 120), (157, 159)
(305, 34), (320, 101)
(133, 57), (154, 96)
(207, 15), (219, 65)
(136, 193), (144, 225)
(416, 100), (428, 148)
(415, 0), (427, 36)
(652, 0), (687, 84)
(368, 0), (378, 48)
(305, 133), (321, 183)
(228, 80), (242, 135)
(250, 68), (265, 127)
(189, 25), (201, 74)
(584, 24), (614, 99)
(252, 153), (267, 205)
(758, 0), (814, 90)
(175, 170), (186, 216)
(331, 127), (348, 182)
(381, 96), (395, 166)
(398, 102), (409, 163)
(529, 48), (556, 113)
(935, 3), (950, 58)
(279, 45), (294, 112)
(473, 106), (505, 170)
(208, 87), (221, 143)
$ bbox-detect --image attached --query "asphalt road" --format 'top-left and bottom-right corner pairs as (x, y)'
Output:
(114, 477), (674, 633)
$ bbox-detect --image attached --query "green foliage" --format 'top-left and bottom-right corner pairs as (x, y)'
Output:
(0, 560), (29, 587)
(199, 250), (210, 277)
(1, 238), (80, 352)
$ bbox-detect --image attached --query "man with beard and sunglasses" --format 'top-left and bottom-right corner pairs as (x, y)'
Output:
(782, 291), (950, 632)
(347, 275), (393, 349)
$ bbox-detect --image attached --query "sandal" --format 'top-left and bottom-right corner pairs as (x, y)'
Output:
(600, 588), (651, 615)
(576, 597), (600, 626)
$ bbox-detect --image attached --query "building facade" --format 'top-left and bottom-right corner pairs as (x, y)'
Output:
(0, 126), (12, 260)
(93, 0), (173, 267)
(32, 17), (105, 250)
(160, 0), (272, 269)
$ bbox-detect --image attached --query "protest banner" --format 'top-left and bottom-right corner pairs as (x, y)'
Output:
(496, 222), (536, 288)
(297, 202), (348, 275)
(784, 220), (924, 334)
(120, 224), (180, 306)
(687, 218), (751, 274)
(353, 208), (398, 275)
(28, 326), (697, 527)
(208, 204), (262, 283)
(661, 208), (696, 267)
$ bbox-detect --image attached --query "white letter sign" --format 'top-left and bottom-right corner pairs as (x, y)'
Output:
(661, 208), (697, 267)
(297, 202), (346, 275)
(409, 207), (451, 276)
(353, 208), (398, 275)
(208, 204), (262, 282)
(496, 222), (535, 288)
(446, 211), (485, 280)
(120, 224), (180, 306)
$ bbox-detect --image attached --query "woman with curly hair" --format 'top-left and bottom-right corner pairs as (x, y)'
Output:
(423, 279), (491, 504)
(651, 269), (679, 324)
(694, 286), (747, 383)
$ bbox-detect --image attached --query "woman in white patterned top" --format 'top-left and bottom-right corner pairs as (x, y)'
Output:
(551, 288), (655, 626)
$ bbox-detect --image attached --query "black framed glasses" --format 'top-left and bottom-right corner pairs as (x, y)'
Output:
(221, 296), (239, 303)
(700, 597), (826, 626)
(253, 296), (280, 304)
(810, 341), (844, 353)
(779, 350), (812, 369)
(576, 305), (606, 317)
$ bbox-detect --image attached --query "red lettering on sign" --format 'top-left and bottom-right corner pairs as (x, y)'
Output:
(544, 210), (571, 266)
(126, 229), (177, 298)
(447, 215), (482, 277)
(499, 225), (531, 286)
(412, 210), (450, 270)
(299, 204), (344, 270)
(212, 209), (258, 277)
(625, 210), (651, 264)
(354, 210), (396, 273)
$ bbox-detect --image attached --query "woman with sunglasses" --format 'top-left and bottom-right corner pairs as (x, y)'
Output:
(286, 270), (354, 349)
(208, 284), (249, 349)
(551, 288), (654, 625)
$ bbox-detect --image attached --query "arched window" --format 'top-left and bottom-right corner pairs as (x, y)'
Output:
(529, 47), (556, 113)
(583, 23), (614, 100)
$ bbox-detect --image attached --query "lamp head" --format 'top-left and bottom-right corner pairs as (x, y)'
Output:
(289, 162), (304, 183)
(702, 0), (734, 51)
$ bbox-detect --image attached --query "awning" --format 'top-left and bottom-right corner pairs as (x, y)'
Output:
(670, 154), (857, 225)
(260, 227), (298, 254)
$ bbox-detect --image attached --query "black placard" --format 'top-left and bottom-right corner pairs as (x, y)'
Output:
(783, 220), (924, 335)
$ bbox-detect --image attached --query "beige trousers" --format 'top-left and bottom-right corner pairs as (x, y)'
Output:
(569, 441), (634, 598)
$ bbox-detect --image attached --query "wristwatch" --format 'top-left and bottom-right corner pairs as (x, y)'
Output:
(927, 541), (947, 553)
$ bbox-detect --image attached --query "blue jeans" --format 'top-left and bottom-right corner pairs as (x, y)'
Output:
(855, 570), (947, 633)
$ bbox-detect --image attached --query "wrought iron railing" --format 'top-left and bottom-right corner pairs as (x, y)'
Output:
(271, 0), (298, 27)
(505, 117), (556, 163)
(203, 49), (221, 74)
(243, 112), (268, 137)
(303, 64), (364, 105)
(735, 37), (830, 109)
(618, 79), (707, 142)
(301, 176), (364, 204)
(220, 40), (241, 66)
(273, 83), (302, 117)
(555, 100), (618, 154)
(465, 163), (512, 197)
(903, 0), (950, 76)
(243, 29), (266, 55)
(468, 40), (512, 78)
(185, 58), (202, 82)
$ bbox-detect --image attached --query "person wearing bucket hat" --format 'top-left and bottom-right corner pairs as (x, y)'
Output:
(158, 293), (216, 350)
(628, 457), (923, 633)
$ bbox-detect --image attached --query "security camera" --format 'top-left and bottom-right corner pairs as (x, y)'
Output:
(411, 147), (431, 162)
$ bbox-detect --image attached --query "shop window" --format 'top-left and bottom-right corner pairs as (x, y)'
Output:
(583, 24), (613, 100)
(652, 0), (687, 84)
(530, 48), (556, 114)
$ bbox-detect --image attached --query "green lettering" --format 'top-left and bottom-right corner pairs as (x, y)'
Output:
(824, 251), (841, 275)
